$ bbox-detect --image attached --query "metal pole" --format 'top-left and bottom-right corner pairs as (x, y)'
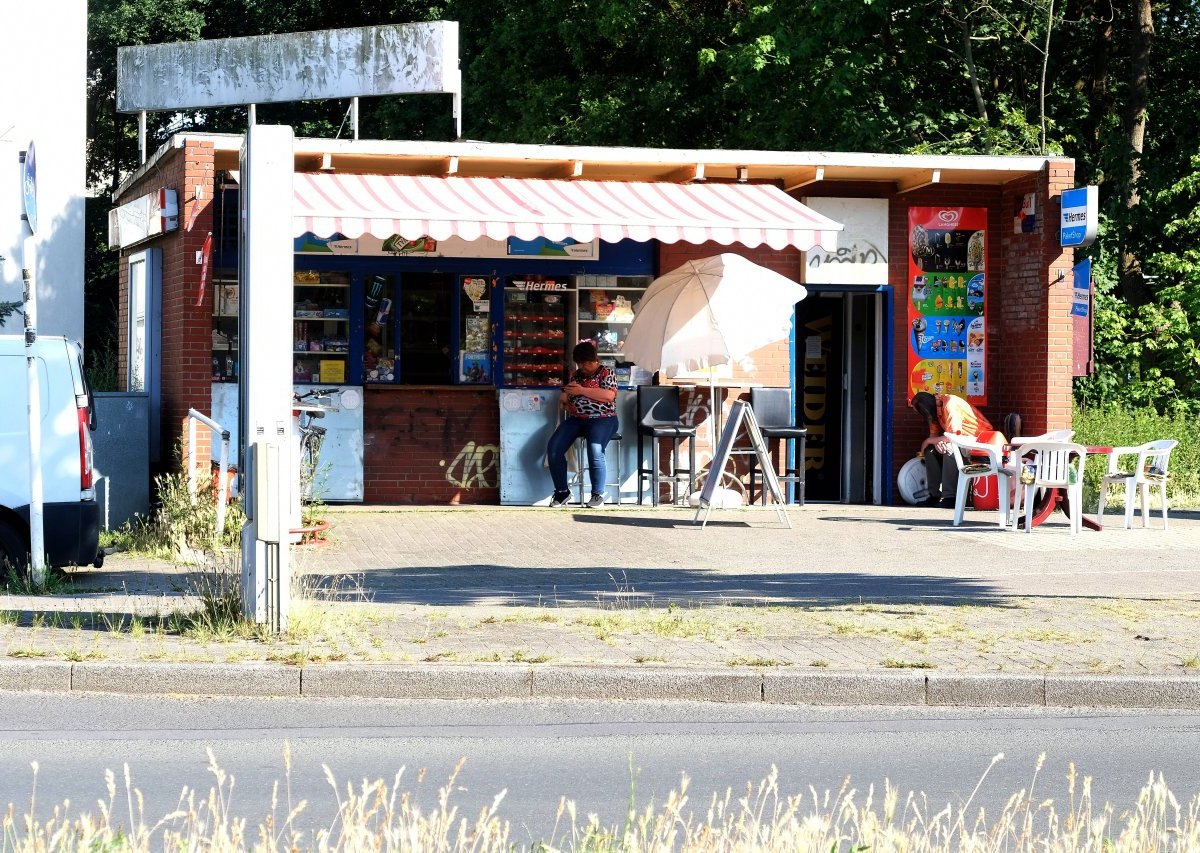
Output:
(138, 111), (147, 164)
(187, 408), (232, 539)
(187, 415), (197, 497)
(22, 264), (46, 586)
(351, 97), (359, 140)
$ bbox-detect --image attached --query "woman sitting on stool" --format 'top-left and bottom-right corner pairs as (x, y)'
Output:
(546, 340), (619, 508)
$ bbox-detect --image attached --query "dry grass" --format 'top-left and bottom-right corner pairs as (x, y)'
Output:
(4, 753), (1200, 852)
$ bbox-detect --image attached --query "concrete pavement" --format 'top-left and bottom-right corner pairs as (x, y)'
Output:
(3, 501), (1200, 707)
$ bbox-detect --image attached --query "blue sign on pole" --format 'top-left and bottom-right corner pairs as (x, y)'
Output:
(1060, 186), (1097, 247)
(21, 141), (38, 235)
(1071, 258), (1092, 317)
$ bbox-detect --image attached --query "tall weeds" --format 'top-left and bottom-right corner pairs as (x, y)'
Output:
(110, 467), (244, 562)
(4, 755), (1200, 852)
(1073, 401), (1200, 507)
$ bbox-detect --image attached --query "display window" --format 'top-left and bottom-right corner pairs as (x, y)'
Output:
(292, 269), (351, 384)
(362, 273), (397, 382)
(285, 257), (650, 389)
(458, 276), (493, 384)
(398, 273), (454, 384)
(502, 277), (570, 386)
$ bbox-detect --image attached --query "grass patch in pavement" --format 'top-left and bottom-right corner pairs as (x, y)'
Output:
(882, 658), (936, 669)
(572, 606), (762, 643)
(726, 656), (788, 667)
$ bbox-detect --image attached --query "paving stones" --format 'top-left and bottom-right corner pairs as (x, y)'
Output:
(2, 504), (1200, 706)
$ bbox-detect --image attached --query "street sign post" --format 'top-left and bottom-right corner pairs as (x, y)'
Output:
(20, 142), (46, 585)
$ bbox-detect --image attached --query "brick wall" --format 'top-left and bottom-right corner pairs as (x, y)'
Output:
(995, 161), (1076, 435)
(363, 388), (500, 504)
(117, 140), (218, 469)
(887, 168), (1074, 485)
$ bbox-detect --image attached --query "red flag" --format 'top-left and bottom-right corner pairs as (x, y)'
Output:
(185, 188), (204, 232)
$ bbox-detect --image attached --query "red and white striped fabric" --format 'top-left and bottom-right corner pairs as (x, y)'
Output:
(292, 173), (842, 251)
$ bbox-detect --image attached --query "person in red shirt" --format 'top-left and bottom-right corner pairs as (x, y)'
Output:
(910, 391), (1005, 507)
(546, 341), (620, 508)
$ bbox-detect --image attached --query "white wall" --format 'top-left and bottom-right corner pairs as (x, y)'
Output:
(0, 0), (87, 343)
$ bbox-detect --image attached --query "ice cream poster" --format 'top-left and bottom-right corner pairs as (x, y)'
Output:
(907, 207), (987, 404)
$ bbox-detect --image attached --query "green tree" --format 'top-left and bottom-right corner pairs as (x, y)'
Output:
(81, 0), (1200, 413)
(87, 0), (206, 194)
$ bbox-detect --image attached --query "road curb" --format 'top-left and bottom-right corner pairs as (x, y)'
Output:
(0, 660), (72, 693)
(70, 662), (300, 697)
(2, 662), (1199, 709)
(301, 664), (532, 700)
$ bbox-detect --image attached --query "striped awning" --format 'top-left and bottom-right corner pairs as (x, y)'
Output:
(292, 173), (842, 251)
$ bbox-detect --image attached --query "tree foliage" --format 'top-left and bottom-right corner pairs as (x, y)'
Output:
(84, 0), (1200, 412)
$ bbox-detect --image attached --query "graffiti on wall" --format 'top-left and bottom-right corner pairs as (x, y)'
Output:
(444, 441), (499, 489)
(807, 240), (887, 270)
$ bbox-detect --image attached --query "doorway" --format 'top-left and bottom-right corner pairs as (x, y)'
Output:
(795, 289), (889, 504)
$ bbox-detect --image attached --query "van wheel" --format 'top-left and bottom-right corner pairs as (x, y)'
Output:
(0, 521), (30, 581)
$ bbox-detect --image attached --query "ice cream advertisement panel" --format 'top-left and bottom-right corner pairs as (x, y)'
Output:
(907, 207), (987, 405)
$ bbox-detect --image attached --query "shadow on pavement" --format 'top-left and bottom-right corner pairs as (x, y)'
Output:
(298, 564), (1013, 608)
(569, 513), (755, 529)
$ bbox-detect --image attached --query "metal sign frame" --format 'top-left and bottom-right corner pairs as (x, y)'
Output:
(694, 400), (791, 529)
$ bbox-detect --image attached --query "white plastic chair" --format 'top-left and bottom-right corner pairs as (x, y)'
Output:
(1002, 431), (1074, 526)
(1011, 429), (1074, 444)
(1014, 441), (1086, 534)
(945, 434), (1011, 528)
(1096, 439), (1177, 529)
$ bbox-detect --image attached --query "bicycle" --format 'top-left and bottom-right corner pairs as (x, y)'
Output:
(293, 387), (340, 500)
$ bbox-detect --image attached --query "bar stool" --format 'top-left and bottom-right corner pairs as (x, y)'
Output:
(570, 430), (623, 504)
(636, 385), (696, 506)
(747, 386), (806, 506)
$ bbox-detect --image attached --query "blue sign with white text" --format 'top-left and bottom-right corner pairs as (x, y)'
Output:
(1060, 186), (1097, 247)
(1071, 258), (1092, 317)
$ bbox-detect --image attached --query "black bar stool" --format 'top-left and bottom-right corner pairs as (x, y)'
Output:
(636, 386), (696, 506)
(570, 430), (623, 504)
(747, 386), (806, 506)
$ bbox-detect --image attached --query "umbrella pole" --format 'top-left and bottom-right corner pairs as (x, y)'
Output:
(710, 372), (721, 492)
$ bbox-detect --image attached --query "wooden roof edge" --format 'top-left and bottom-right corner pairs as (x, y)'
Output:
(115, 131), (1072, 200)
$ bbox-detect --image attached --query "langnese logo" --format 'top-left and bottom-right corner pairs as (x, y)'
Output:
(936, 210), (960, 226)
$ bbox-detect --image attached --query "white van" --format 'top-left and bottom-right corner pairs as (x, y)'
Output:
(0, 335), (102, 573)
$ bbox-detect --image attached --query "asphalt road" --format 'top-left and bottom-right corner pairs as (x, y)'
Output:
(4, 693), (1200, 844)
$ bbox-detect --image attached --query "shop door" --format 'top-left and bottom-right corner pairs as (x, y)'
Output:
(795, 292), (883, 503)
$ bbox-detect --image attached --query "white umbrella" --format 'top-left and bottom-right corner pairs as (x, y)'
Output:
(624, 253), (808, 465)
